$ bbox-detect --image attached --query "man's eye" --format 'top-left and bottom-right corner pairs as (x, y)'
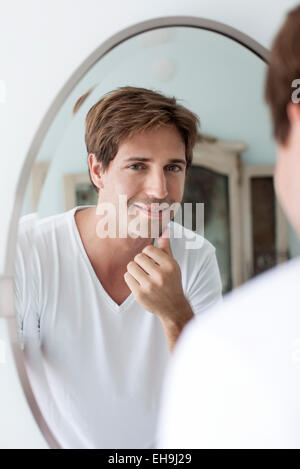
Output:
(168, 165), (182, 172)
(129, 164), (144, 170)
(129, 164), (182, 171)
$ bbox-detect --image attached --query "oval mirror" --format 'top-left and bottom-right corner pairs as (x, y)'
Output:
(12, 19), (300, 449)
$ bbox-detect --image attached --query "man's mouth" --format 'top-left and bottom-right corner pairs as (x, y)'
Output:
(133, 204), (169, 218)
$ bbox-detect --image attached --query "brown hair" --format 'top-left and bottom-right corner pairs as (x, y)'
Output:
(72, 86), (95, 116)
(265, 5), (300, 144)
(74, 86), (200, 193)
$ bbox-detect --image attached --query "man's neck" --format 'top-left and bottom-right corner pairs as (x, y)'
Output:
(75, 206), (155, 272)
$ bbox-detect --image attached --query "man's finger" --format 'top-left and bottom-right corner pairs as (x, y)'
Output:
(124, 271), (140, 292)
(157, 225), (172, 257)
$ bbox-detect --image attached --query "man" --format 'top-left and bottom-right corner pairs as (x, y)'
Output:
(158, 6), (300, 449)
(14, 86), (222, 448)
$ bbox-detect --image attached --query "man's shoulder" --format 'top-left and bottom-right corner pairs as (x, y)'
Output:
(17, 209), (74, 249)
(188, 256), (300, 337)
(19, 209), (72, 233)
(159, 257), (300, 449)
(226, 256), (300, 309)
(173, 257), (300, 395)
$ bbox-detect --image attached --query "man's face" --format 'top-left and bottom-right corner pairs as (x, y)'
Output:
(275, 104), (300, 237)
(92, 124), (187, 239)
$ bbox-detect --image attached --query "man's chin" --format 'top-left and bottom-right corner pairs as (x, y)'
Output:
(126, 209), (172, 239)
(128, 221), (170, 239)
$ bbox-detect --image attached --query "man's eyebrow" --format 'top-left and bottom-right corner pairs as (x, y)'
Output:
(124, 157), (187, 166)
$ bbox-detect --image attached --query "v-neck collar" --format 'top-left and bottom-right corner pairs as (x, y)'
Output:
(69, 205), (161, 313)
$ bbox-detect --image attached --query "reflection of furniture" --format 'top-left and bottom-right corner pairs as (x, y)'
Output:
(184, 134), (247, 291)
(241, 165), (288, 281)
(183, 134), (288, 292)
(63, 172), (97, 210)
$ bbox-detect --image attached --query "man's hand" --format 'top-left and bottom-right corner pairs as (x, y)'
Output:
(124, 226), (194, 351)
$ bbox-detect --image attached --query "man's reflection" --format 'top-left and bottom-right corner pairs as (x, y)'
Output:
(14, 86), (222, 448)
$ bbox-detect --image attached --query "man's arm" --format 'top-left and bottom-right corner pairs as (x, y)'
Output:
(159, 297), (194, 352)
(124, 226), (217, 352)
(159, 242), (222, 352)
(13, 213), (40, 346)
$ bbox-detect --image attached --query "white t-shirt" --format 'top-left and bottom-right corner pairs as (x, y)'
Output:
(14, 205), (222, 449)
(158, 256), (300, 449)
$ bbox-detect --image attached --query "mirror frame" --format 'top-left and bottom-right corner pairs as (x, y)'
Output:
(6, 16), (269, 449)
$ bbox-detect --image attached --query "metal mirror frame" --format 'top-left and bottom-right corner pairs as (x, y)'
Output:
(5, 16), (269, 449)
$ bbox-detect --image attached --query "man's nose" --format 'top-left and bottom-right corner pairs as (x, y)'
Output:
(145, 169), (168, 199)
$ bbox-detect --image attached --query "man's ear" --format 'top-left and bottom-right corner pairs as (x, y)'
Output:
(287, 102), (300, 125)
(88, 153), (104, 189)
